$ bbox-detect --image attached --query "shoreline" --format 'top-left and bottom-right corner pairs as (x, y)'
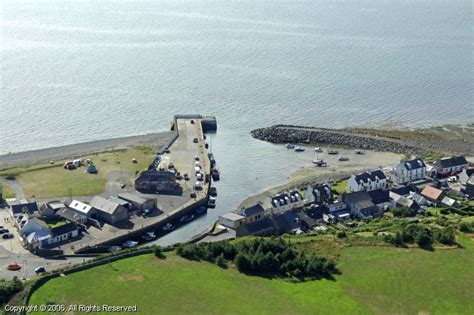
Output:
(0, 131), (175, 169)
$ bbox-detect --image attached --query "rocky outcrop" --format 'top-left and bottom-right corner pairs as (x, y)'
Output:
(251, 125), (421, 154)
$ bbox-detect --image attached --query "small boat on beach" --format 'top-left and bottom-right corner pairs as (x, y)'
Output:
(314, 147), (323, 152)
(294, 147), (305, 152)
(355, 149), (365, 154)
(328, 150), (339, 155)
(313, 159), (327, 167)
(338, 156), (349, 161)
(286, 143), (295, 149)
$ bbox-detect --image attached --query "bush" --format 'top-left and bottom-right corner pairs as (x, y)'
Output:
(216, 254), (227, 269)
(0, 277), (24, 305)
(336, 230), (347, 238)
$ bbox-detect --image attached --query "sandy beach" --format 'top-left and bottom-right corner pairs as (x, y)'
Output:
(0, 131), (175, 169)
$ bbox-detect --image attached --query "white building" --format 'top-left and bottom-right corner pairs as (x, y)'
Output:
(218, 213), (245, 229)
(348, 170), (387, 192)
(68, 200), (95, 217)
(393, 158), (426, 184)
(270, 191), (304, 215)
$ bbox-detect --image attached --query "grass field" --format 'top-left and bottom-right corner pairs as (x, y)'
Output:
(0, 146), (154, 198)
(28, 234), (474, 315)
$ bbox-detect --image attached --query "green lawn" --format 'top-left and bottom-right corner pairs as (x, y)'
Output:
(28, 234), (474, 315)
(0, 146), (154, 198)
(0, 183), (16, 199)
(333, 179), (349, 194)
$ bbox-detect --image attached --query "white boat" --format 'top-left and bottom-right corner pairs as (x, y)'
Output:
(162, 223), (175, 231)
(355, 149), (365, 154)
(286, 143), (295, 149)
(314, 147), (323, 152)
(294, 147), (305, 152)
(338, 156), (349, 161)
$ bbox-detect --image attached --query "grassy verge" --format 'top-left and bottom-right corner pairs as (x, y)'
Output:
(0, 183), (16, 199)
(28, 234), (474, 314)
(0, 146), (155, 198)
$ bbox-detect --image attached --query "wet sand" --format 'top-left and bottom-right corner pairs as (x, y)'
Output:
(0, 132), (175, 169)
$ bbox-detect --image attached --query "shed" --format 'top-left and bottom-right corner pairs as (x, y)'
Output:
(90, 196), (128, 225)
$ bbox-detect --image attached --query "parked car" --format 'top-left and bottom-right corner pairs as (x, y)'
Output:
(34, 266), (46, 274)
(183, 173), (190, 181)
(190, 191), (197, 198)
(162, 223), (175, 231)
(193, 137), (198, 143)
(180, 214), (194, 223)
(2, 233), (13, 239)
(190, 120), (195, 124)
(142, 209), (152, 216)
(194, 155), (200, 161)
(108, 246), (121, 253)
(123, 240), (138, 248)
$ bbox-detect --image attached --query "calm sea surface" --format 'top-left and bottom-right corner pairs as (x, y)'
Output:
(1, 0), (473, 244)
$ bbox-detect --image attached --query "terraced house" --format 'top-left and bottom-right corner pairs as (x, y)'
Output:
(348, 169), (387, 192)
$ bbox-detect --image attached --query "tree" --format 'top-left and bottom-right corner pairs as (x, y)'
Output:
(415, 229), (432, 248)
(216, 254), (227, 269)
(234, 252), (251, 272)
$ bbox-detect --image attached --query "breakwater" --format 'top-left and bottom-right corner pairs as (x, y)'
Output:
(251, 125), (422, 155)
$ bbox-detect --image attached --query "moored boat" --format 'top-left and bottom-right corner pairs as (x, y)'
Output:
(294, 146), (305, 152)
(286, 143), (295, 149)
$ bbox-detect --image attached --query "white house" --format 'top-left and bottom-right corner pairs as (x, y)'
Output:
(270, 191), (304, 215)
(25, 222), (79, 250)
(348, 170), (387, 192)
(433, 156), (469, 176)
(393, 158), (426, 184)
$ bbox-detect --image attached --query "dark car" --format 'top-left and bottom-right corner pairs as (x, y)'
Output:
(190, 191), (197, 198)
(193, 137), (198, 143)
(2, 233), (13, 239)
(190, 120), (195, 124)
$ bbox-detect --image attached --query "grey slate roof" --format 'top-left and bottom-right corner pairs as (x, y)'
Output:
(241, 217), (274, 235)
(57, 207), (86, 223)
(368, 189), (390, 205)
(401, 159), (426, 170)
(273, 210), (301, 233)
(342, 191), (372, 205)
(390, 186), (412, 196)
(51, 222), (78, 236)
(354, 169), (386, 184)
(435, 156), (468, 169)
(90, 196), (123, 215)
(242, 204), (265, 217)
(11, 202), (38, 215)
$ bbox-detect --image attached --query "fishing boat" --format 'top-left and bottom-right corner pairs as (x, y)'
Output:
(208, 197), (216, 208)
(328, 150), (339, 155)
(286, 143), (295, 149)
(211, 168), (220, 181)
(294, 147), (305, 152)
